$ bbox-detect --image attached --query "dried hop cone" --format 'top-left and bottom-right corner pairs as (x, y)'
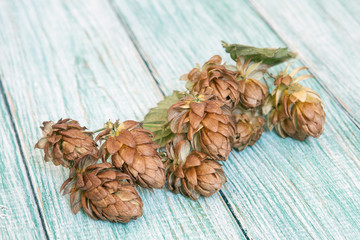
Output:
(231, 107), (265, 151)
(35, 118), (98, 167)
(181, 55), (240, 109)
(263, 66), (326, 141)
(167, 94), (235, 161)
(61, 162), (143, 223)
(164, 134), (226, 200)
(97, 120), (165, 189)
(228, 58), (268, 109)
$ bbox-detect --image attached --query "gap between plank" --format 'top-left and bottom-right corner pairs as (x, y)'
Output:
(107, 0), (251, 239)
(248, 0), (360, 131)
(219, 191), (251, 240)
(0, 77), (50, 240)
(107, 0), (166, 97)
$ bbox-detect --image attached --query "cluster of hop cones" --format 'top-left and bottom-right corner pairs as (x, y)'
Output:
(35, 42), (325, 223)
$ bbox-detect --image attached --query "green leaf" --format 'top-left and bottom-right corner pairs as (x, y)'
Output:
(143, 91), (185, 147)
(222, 41), (296, 66)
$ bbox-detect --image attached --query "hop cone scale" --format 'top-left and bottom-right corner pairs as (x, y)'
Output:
(231, 107), (265, 151)
(181, 55), (240, 109)
(167, 94), (235, 161)
(97, 120), (165, 189)
(263, 66), (325, 140)
(225, 58), (269, 109)
(164, 134), (226, 200)
(61, 162), (143, 223)
(35, 119), (98, 167)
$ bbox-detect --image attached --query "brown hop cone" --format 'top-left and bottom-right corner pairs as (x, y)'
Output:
(181, 55), (240, 109)
(231, 107), (265, 151)
(97, 120), (165, 189)
(61, 162), (143, 223)
(263, 66), (326, 140)
(164, 134), (226, 200)
(167, 94), (235, 161)
(227, 58), (268, 109)
(35, 118), (98, 167)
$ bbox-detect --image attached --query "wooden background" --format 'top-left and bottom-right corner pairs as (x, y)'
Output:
(1, 0), (360, 239)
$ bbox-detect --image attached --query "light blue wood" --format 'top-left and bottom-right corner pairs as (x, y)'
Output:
(111, 0), (360, 239)
(0, 91), (47, 239)
(1, 0), (360, 239)
(0, 0), (245, 239)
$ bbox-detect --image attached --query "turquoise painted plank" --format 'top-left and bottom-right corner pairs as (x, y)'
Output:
(0, 93), (47, 238)
(111, 0), (360, 239)
(0, 0), (246, 239)
(251, 0), (360, 121)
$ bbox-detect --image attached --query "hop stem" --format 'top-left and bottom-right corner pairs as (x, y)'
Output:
(142, 123), (163, 128)
(92, 128), (106, 134)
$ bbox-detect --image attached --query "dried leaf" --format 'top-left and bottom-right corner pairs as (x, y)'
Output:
(222, 41), (296, 66)
(106, 137), (122, 155)
(143, 91), (185, 146)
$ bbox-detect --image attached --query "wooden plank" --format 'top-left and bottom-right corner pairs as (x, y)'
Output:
(111, 0), (360, 239)
(0, 0), (246, 239)
(0, 87), (47, 238)
(250, 0), (360, 122)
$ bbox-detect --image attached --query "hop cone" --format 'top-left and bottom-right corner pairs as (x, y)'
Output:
(231, 107), (265, 151)
(167, 94), (235, 161)
(263, 66), (325, 140)
(97, 120), (165, 189)
(164, 134), (226, 200)
(35, 119), (98, 167)
(229, 58), (268, 109)
(61, 162), (143, 223)
(181, 55), (240, 109)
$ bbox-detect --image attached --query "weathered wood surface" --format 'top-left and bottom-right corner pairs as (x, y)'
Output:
(0, 0), (245, 239)
(112, 0), (360, 239)
(0, 87), (47, 239)
(0, 0), (359, 239)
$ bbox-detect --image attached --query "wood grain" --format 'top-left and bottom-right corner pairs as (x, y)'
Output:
(0, 0), (246, 239)
(0, 85), (47, 239)
(111, 0), (360, 239)
(251, 0), (360, 122)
